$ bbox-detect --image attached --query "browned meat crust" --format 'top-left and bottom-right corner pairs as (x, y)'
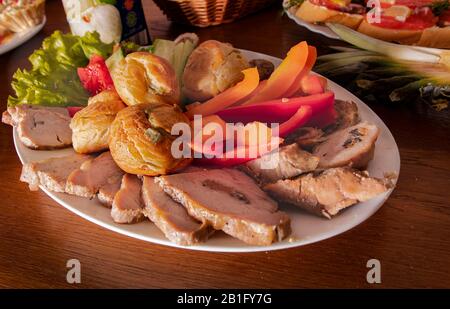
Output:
(313, 122), (379, 169)
(111, 174), (145, 224)
(240, 143), (319, 184)
(142, 176), (213, 245)
(264, 167), (393, 219)
(325, 100), (360, 134)
(3, 105), (72, 150)
(66, 152), (125, 198)
(20, 154), (91, 192)
(155, 169), (291, 246)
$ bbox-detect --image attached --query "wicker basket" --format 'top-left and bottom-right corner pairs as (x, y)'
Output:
(153, 0), (279, 27)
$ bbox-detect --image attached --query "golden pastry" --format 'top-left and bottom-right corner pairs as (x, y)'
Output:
(182, 40), (249, 102)
(109, 103), (192, 176)
(0, 0), (46, 33)
(70, 90), (126, 154)
(111, 52), (180, 106)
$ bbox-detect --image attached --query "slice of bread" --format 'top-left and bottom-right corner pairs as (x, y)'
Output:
(295, 0), (364, 30)
(416, 26), (450, 49)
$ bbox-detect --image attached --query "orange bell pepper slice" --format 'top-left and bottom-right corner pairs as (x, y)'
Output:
(283, 46), (318, 97)
(241, 41), (310, 105)
(185, 67), (260, 119)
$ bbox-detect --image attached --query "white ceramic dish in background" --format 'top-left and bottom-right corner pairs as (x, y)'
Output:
(283, 1), (340, 40)
(0, 17), (46, 56)
(283, 1), (449, 53)
(13, 49), (400, 253)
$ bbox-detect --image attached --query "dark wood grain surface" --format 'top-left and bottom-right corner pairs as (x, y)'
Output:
(0, 0), (449, 288)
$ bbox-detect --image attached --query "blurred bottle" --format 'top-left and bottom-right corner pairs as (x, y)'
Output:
(62, 0), (151, 45)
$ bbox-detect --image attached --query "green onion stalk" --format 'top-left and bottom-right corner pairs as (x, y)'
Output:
(315, 47), (450, 111)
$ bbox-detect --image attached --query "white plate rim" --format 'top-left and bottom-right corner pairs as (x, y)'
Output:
(12, 49), (400, 253)
(0, 16), (46, 56)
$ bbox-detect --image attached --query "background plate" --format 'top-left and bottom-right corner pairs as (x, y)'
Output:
(283, 2), (449, 52)
(13, 49), (400, 252)
(0, 17), (46, 56)
(283, 2), (340, 40)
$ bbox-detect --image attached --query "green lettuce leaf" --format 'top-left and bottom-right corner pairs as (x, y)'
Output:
(8, 31), (113, 107)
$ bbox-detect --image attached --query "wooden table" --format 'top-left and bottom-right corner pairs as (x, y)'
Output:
(1, 0), (449, 289)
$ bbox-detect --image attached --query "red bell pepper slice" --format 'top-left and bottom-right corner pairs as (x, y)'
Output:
(194, 137), (282, 167)
(279, 105), (312, 137)
(77, 54), (115, 96)
(283, 46), (318, 98)
(185, 68), (260, 119)
(216, 91), (334, 124)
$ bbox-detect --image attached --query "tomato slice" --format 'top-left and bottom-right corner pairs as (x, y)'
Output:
(77, 54), (115, 96)
(310, 0), (350, 10)
(377, 0), (435, 9)
(368, 7), (437, 30)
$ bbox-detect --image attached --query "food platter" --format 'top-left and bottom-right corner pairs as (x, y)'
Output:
(0, 17), (46, 56)
(13, 49), (400, 253)
(283, 0), (450, 51)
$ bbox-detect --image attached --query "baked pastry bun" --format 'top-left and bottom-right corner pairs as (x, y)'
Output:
(111, 52), (180, 106)
(109, 103), (192, 176)
(182, 40), (249, 102)
(294, 0), (364, 30)
(70, 90), (126, 154)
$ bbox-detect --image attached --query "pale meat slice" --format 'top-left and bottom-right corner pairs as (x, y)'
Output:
(264, 167), (392, 219)
(3, 105), (72, 149)
(111, 174), (145, 224)
(241, 143), (319, 184)
(155, 169), (291, 246)
(20, 154), (91, 192)
(313, 122), (379, 169)
(66, 152), (125, 198)
(142, 176), (213, 246)
(97, 174), (123, 207)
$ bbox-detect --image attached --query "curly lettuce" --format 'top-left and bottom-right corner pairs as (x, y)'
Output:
(8, 31), (113, 107)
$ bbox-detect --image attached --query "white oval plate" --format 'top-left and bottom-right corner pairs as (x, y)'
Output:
(13, 49), (400, 253)
(0, 17), (46, 56)
(283, 1), (449, 52)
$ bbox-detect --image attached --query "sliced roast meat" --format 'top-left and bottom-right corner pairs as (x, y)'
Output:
(97, 174), (123, 207)
(325, 100), (360, 134)
(20, 154), (91, 192)
(155, 169), (291, 246)
(142, 176), (213, 245)
(66, 152), (125, 198)
(264, 167), (392, 219)
(3, 105), (72, 149)
(241, 143), (319, 184)
(283, 127), (325, 150)
(313, 122), (379, 169)
(111, 174), (145, 224)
